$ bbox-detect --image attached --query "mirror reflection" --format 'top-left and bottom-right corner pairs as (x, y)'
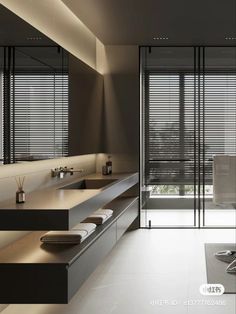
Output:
(0, 5), (69, 164)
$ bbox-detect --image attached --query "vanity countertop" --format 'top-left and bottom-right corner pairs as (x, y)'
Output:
(0, 172), (138, 230)
(0, 172), (137, 210)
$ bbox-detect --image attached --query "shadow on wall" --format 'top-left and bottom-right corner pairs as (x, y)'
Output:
(68, 54), (105, 156)
(103, 45), (139, 156)
(68, 45), (139, 172)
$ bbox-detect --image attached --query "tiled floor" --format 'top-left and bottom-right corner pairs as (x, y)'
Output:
(2, 229), (236, 314)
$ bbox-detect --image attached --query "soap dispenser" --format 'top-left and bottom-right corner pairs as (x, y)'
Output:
(106, 155), (112, 175)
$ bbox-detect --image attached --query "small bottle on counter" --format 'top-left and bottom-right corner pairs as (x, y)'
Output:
(15, 176), (26, 203)
(106, 155), (112, 175)
(16, 188), (25, 203)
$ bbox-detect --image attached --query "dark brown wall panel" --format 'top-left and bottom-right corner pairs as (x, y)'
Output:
(103, 46), (139, 156)
(68, 54), (104, 156)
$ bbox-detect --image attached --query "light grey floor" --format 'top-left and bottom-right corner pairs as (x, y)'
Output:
(141, 209), (236, 227)
(2, 229), (236, 314)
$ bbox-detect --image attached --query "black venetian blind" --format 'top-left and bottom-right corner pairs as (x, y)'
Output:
(144, 71), (236, 185)
(2, 46), (69, 163)
(12, 71), (68, 161)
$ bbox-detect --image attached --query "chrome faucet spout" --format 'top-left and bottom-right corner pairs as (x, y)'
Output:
(51, 167), (84, 178)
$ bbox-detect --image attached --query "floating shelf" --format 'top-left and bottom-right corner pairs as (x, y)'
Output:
(0, 197), (139, 304)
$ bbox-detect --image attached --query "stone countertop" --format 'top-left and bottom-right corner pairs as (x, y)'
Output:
(0, 173), (138, 211)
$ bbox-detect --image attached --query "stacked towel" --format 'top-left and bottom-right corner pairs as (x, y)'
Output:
(83, 209), (113, 225)
(40, 223), (96, 244)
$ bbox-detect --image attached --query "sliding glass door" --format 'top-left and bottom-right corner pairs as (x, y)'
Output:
(140, 46), (236, 228)
(203, 47), (236, 227)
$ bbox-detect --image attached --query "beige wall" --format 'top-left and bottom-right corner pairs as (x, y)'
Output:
(0, 154), (96, 202)
(0, 0), (102, 71)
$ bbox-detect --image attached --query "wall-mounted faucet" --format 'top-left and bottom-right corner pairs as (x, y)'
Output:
(51, 167), (84, 179)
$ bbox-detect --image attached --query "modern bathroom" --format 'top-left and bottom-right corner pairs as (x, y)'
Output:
(0, 1), (235, 314)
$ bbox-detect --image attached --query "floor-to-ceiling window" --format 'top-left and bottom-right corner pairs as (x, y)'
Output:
(140, 46), (236, 228)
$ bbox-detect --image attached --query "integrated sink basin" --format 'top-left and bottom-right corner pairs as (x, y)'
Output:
(60, 178), (118, 190)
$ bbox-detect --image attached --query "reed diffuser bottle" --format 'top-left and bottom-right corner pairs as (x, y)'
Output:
(15, 176), (26, 203)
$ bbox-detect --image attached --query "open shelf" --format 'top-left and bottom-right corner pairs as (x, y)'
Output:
(0, 196), (139, 304)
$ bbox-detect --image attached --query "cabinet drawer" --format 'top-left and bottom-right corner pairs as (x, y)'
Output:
(68, 222), (116, 300)
(116, 199), (138, 241)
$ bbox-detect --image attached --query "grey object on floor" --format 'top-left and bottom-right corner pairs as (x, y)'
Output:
(227, 259), (236, 273)
(205, 243), (236, 294)
(215, 250), (236, 263)
(40, 223), (96, 244)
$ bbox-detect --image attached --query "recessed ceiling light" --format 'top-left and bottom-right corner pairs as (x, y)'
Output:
(225, 36), (236, 40)
(153, 37), (169, 40)
(26, 37), (42, 41)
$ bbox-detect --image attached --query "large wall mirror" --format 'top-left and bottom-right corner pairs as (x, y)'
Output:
(0, 4), (104, 165)
(0, 4), (69, 164)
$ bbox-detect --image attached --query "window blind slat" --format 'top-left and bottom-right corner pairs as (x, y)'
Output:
(145, 72), (236, 185)
(11, 72), (68, 161)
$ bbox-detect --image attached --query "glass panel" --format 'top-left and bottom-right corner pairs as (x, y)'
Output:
(140, 46), (236, 228)
(204, 47), (236, 227)
(140, 47), (196, 227)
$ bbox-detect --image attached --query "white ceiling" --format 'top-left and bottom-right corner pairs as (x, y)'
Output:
(62, 0), (236, 46)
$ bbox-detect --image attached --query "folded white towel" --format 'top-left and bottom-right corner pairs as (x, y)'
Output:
(94, 209), (113, 217)
(72, 222), (97, 233)
(40, 223), (96, 244)
(83, 209), (113, 225)
(83, 213), (112, 225)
